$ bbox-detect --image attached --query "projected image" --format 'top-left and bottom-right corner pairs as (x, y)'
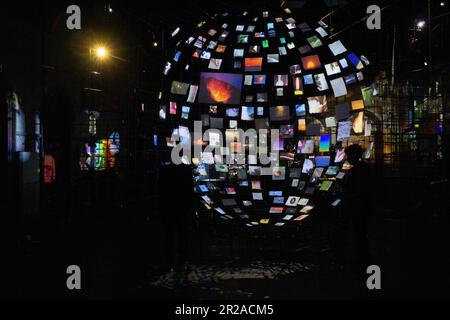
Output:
(241, 106), (255, 121)
(234, 49), (244, 58)
(181, 106), (190, 119)
(316, 26), (328, 37)
(326, 166), (338, 176)
(302, 55), (321, 70)
(200, 51), (212, 60)
(340, 58), (349, 68)
(254, 74), (266, 85)
(307, 36), (322, 48)
(274, 75), (289, 86)
(219, 30), (229, 41)
(208, 58), (223, 70)
(337, 121), (351, 141)
(328, 40), (347, 56)
(289, 64), (302, 75)
(216, 45), (226, 53)
(199, 72), (243, 104)
(297, 140), (315, 154)
(209, 105), (218, 114)
(325, 62), (341, 76)
(344, 74), (357, 85)
(298, 119), (306, 131)
(187, 85), (198, 102)
(314, 73), (328, 91)
(245, 57), (263, 71)
(169, 101), (177, 115)
(295, 104), (306, 116)
(272, 167), (286, 180)
(319, 134), (331, 152)
(348, 53), (364, 70)
(270, 106), (290, 121)
(330, 77), (347, 97)
(302, 159), (315, 174)
(361, 55), (370, 66)
(315, 156), (331, 167)
(303, 74), (314, 85)
(178, 126), (191, 145)
(335, 148), (346, 163)
(299, 45), (311, 54)
(159, 105), (166, 120)
(310, 168), (324, 183)
(159, 9), (374, 227)
(256, 93), (268, 102)
(267, 54), (280, 64)
(351, 99), (365, 110)
(249, 45), (260, 54)
(280, 125), (294, 138)
(325, 117), (337, 128)
(353, 111), (365, 134)
(171, 81), (190, 95)
(256, 107), (265, 117)
(237, 34), (249, 43)
(272, 137), (284, 151)
(293, 77), (304, 95)
(192, 49), (201, 59)
(362, 87), (374, 106)
(226, 107), (240, 117)
(307, 96), (327, 114)
(320, 181), (333, 191)
(244, 75), (253, 86)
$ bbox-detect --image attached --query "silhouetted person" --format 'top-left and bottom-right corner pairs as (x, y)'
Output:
(158, 151), (195, 272)
(343, 144), (372, 273)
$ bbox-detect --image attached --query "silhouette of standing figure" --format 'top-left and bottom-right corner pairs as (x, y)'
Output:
(343, 144), (372, 273)
(158, 151), (195, 272)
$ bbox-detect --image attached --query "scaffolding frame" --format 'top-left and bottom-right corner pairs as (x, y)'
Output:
(375, 81), (445, 180)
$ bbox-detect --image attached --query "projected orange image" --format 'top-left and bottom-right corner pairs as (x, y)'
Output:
(206, 78), (233, 103)
(302, 55), (321, 70)
(199, 72), (243, 105)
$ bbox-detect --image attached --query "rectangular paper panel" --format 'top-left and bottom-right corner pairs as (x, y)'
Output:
(337, 121), (351, 141)
(330, 77), (347, 98)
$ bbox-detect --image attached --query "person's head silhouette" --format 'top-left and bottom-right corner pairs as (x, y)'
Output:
(345, 144), (363, 166)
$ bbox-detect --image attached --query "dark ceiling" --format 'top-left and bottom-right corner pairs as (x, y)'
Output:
(2, 0), (450, 109)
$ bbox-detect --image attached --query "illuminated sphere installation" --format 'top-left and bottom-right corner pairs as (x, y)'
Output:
(159, 9), (375, 228)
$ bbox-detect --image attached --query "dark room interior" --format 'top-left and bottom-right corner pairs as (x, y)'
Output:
(1, 0), (450, 305)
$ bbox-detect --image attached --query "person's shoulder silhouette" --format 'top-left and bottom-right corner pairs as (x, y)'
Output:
(344, 144), (373, 207)
(158, 152), (194, 216)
